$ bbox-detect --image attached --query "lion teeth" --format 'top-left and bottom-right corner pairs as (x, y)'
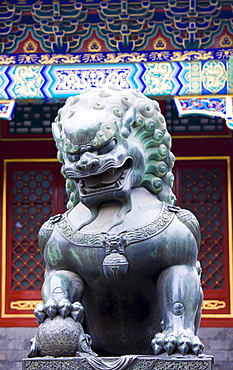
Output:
(77, 159), (132, 197)
(121, 170), (127, 178)
(108, 168), (115, 176)
(79, 180), (85, 188)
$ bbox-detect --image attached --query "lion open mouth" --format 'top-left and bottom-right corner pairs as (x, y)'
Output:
(77, 159), (132, 196)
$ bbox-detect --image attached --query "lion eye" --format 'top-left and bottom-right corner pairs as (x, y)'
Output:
(98, 139), (117, 155)
(67, 153), (80, 162)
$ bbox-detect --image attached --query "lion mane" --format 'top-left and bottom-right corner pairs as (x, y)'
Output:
(52, 85), (176, 209)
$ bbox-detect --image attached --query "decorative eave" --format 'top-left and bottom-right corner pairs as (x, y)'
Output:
(174, 95), (233, 130)
(0, 52), (232, 98)
(0, 51), (233, 130)
(0, 48), (233, 65)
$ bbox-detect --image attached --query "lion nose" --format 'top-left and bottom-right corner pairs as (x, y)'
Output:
(76, 157), (100, 171)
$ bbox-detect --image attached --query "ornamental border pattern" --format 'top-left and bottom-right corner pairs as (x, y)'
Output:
(0, 48), (233, 66)
(22, 354), (214, 370)
(9, 299), (226, 311)
(56, 203), (175, 247)
(0, 60), (232, 100)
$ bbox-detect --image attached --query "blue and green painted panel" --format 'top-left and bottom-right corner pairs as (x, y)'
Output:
(0, 59), (232, 100)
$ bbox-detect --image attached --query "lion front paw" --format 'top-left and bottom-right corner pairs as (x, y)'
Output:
(35, 299), (84, 324)
(151, 330), (204, 356)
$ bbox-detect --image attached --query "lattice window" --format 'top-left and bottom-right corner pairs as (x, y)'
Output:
(11, 170), (53, 291)
(1, 160), (65, 325)
(180, 167), (225, 290)
(174, 157), (231, 320)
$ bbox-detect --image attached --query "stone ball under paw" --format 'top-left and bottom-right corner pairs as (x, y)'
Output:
(36, 315), (83, 357)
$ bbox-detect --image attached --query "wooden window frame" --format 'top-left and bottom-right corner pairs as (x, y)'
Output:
(174, 156), (233, 327)
(0, 159), (64, 326)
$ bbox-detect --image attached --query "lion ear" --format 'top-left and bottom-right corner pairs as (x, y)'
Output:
(52, 121), (62, 150)
(121, 106), (136, 138)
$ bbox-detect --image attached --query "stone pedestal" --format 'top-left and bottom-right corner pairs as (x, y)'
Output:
(22, 353), (214, 370)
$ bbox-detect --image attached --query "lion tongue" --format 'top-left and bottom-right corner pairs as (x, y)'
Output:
(83, 169), (121, 188)
(101, 169), (121, 184)
(83, 176), (101, 188)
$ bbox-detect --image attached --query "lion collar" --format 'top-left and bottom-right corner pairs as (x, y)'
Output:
(50, 203), (178, 280)
(53, 202), (178, 248)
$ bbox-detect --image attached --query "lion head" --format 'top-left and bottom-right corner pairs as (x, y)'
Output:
(52, 86), (176, 210)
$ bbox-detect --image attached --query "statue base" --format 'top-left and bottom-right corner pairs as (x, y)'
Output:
(22, 353), (214, 370)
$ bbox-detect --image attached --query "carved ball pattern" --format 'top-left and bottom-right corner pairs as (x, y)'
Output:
(36, 316), (83, 357)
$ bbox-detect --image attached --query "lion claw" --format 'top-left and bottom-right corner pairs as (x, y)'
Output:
(151, 337), (164, 355)
(164, 342), (175, 355)
(177, 342), (189, 355)
(58, 299), (72, 318)
(164, 335), (176, 355)
(177, 335), (190, 355)
(44, 299), (57, 319)
(190, 336), (204, 356)
(192, 345), (201, 356)
(152, 331), (204, 356)
(34, 303), (46, 324)
(34, 299), (84, 323)
(71, 302), (84, 323)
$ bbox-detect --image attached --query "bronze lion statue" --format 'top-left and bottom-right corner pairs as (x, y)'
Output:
(30, 86), (204, 358)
